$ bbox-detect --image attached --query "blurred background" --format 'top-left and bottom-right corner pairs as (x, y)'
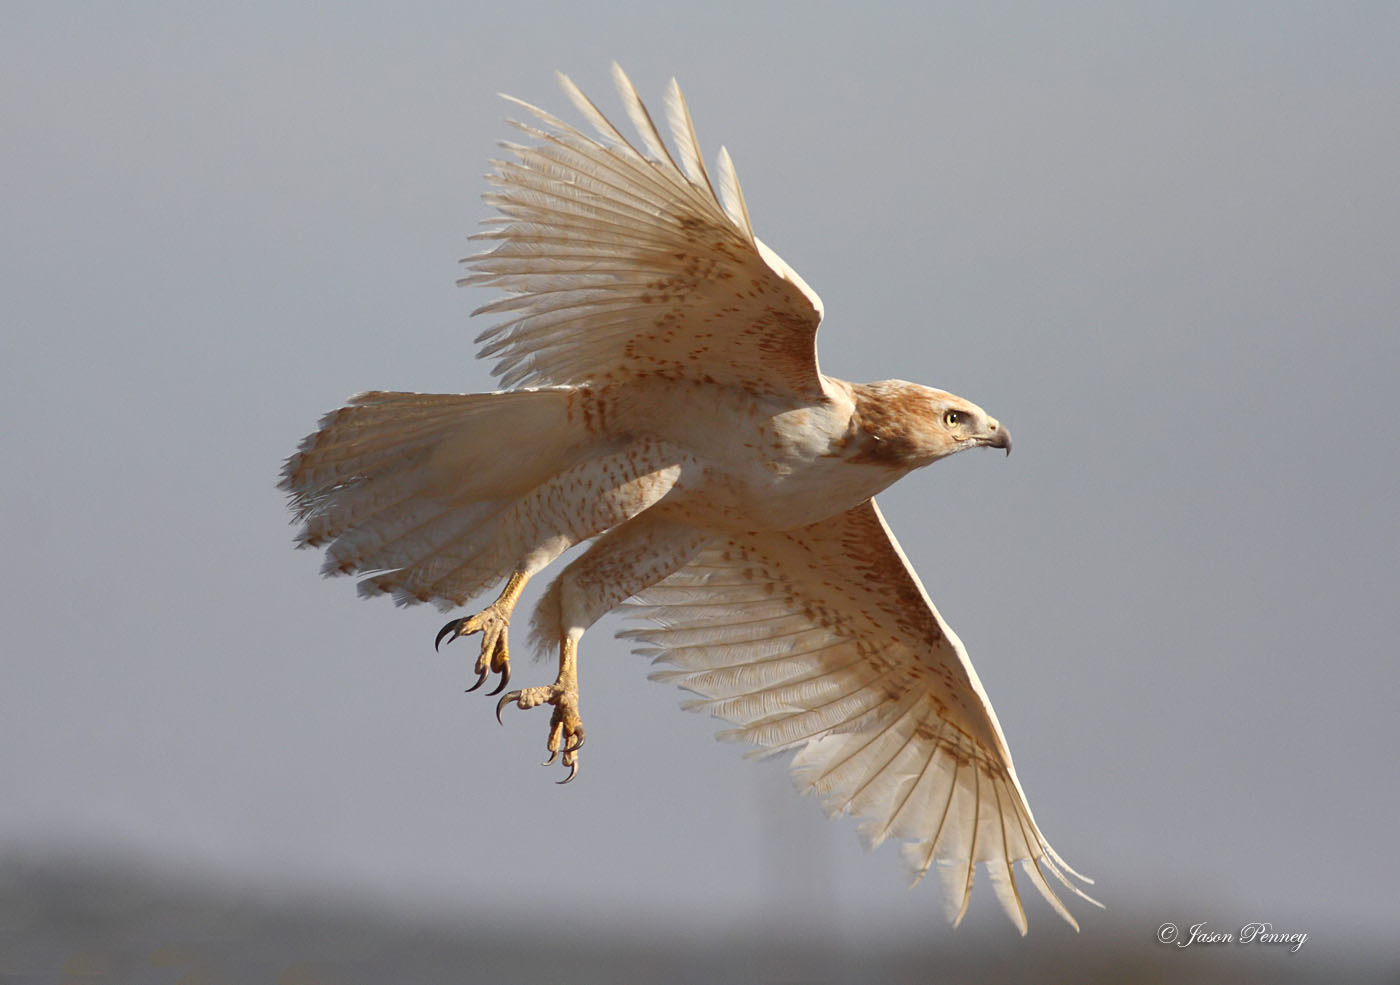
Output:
(3, 3), (1397, 982)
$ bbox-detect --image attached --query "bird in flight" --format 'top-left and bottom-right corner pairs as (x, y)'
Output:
(281, 64), (1098, 931)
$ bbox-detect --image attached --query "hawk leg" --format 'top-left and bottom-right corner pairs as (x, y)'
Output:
(492, 514), (709, 785)
(435, 571), (529, 696)
(496, 634), (585, 783)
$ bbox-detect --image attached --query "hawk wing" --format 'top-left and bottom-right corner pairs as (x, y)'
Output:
(463, 64), (828, 401)
(624, 499), (1099, 932)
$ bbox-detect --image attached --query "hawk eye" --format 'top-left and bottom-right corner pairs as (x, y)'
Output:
(943, 410), (962, 428)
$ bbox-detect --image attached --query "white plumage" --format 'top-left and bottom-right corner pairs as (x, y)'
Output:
(282, 64), (1098, 931)
(628, 500), (1096, 931)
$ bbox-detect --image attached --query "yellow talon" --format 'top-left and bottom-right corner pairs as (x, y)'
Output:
(434, 571), (529, 696)
(494, 635), (585, 782)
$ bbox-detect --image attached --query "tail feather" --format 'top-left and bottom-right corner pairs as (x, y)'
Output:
(296, 450), (435, 548)
(283, 393), (486, 506)
(281, 387), (591, 609)
(323, 496), (506, 577)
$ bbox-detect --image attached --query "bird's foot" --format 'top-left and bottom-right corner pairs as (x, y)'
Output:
(435, 572), (529, 695)
(435, 604), (513, 696)
(496, 683), (585, 784)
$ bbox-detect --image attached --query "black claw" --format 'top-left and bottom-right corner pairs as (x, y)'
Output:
(496, 690), (521, 725)
(464, 667), (488, 693)
(485, 664), (510, 697)
(557, 761), (579, 785)
(435, 619), (463, 652)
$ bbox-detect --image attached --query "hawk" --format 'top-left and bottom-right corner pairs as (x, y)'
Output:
(281, 65), (1098, 931)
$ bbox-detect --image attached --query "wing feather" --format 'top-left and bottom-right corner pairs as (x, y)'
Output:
(663, 78), (717, 197)
(625, 499), (1099, 931)
(714, 146), (755, 238)
(464, 64), (826, 399)
(610, 63), (676, 173)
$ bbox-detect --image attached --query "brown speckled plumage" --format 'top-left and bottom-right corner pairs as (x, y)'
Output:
(281, 65), (1094, 932)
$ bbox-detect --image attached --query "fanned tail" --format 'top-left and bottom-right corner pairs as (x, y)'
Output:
(280, 387), (590, 608)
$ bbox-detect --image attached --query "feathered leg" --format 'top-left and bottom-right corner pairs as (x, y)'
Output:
(498, 513), (711, 781)
(430, 435), (695, 703)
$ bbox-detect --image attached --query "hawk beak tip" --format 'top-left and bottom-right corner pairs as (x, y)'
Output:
(987, 424), (1011, 457)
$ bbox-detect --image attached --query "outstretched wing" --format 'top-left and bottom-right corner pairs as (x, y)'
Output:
(624, 499), (1099, 932)
(463, 64), (828, 401)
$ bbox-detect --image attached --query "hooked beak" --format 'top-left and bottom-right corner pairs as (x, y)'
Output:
(983, 417), (1012, 457)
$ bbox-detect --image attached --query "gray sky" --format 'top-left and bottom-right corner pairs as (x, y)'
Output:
(4, 0), (1398, 969)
